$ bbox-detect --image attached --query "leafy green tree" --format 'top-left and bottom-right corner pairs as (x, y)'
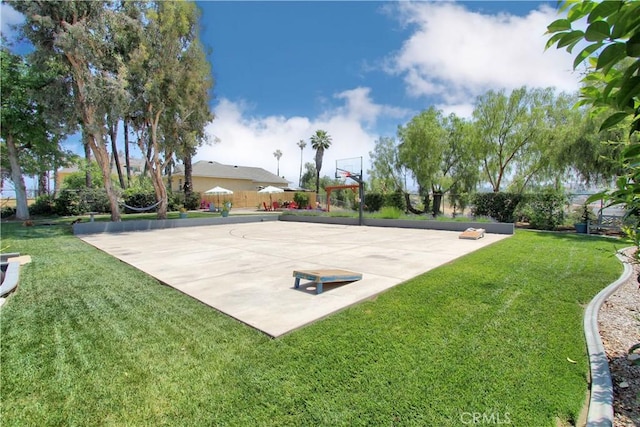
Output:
(368, 136), (405, 194)
(127, 1), (211, 219)
(310, 130), (332, 195)
(300, 162), (317, 190)
(11, 1), (132, 221)
(473, 86), (573, 193)
(398, 107), (446, 214)
(0, 48), (71, 220)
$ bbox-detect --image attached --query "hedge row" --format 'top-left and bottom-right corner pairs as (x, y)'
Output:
(23, 189), (201, 217)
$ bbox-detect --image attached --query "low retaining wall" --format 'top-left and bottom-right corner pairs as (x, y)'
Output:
(279, 215), (514, 235)
(73, 213), (514, 235)
(73, 215), (278, 235)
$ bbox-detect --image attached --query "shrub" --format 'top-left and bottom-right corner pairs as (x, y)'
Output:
(364, 193), (384, 212)
(293, 192), (310, 209)
(1, 206), (16, 219)
(517, 192), (568, 231)
(471, 193), (523, 223)
(385, 190), (406, 212)
(375, 206), (403, 219)
(122, 188), (157, 214)
(29, 195), (56, 216)
(54, 188), (110, 216)
(183, 192), (201, 210)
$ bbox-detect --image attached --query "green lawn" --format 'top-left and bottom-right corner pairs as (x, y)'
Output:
(0, 222), (624, 426)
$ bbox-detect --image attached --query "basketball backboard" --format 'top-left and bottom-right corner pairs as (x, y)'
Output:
(335, 156), (363, 183)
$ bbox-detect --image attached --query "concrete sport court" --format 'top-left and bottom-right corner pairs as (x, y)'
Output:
(79, 221), (511, 337)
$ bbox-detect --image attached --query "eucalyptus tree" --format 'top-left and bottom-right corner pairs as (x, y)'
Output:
(126, 1), (212, 218)
(296, 139), (306, 187)
(11, 1), (135, 221)
(310, 130), (332, 195)
(165, 29), (214, 201)
(0, 48), (72, 220)
(273, 149), (283, 176)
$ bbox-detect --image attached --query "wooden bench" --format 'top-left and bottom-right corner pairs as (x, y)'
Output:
(293, 269), (363, 294)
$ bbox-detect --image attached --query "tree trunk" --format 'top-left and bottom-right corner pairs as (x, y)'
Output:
(142, 110), (168, 219)
(124, 120), (131, 186)
(183, 151), (193, 197)
(432, 191), (443, 216)
(84, 136), (92, 188)
(53, 169), (59, 197)
(5, 134), (30, 220)
(405, 192), (424, 215)
(423, 192), (431, 216)
(109, 120), (126, 189)
(299, 148), (303, 187)
(88, 133), (121, 221)
(38, 171), (48, 196)
(65, 52), (120, 221)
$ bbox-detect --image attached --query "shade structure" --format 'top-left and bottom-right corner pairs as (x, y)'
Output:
(257, 185), (284, 194)
(258, 185), (285, 206)
(204, 186), (233, 208)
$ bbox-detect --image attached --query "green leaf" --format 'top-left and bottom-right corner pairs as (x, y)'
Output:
(545, 32), (565, 50)
(547, 19), (572, 33)
(568, 1), (597, 22)
(599, 111), (630, 132)
(615, 75), (640, 110)
(573, 43), (602, 69)
(557, 30), (585, 50)
(595, 42), (626, 71)
(623, 143), (640, 159)
(585, 20), (611, 41)
(627, 33), (640, 57)
(587, 0), (621, 23)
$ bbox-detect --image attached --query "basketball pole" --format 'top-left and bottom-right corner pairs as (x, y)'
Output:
(343, 171), (364, 226)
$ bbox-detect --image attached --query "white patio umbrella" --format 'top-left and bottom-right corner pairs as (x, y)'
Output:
(258, 185), (285, 206)
(204, 186), (233, 207)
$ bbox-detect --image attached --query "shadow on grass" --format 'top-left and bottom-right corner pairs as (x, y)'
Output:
(0, 220), (73, 241)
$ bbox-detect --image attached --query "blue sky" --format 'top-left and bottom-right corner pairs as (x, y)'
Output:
(1, 1), (580, 188)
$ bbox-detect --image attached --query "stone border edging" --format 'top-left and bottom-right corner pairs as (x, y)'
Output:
(584, 249), (633, 427)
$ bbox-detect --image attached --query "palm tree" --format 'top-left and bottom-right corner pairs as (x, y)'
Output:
(273, 149), (283, 176)
(310, 129), (332, 195)
(296, 139), (306, 187)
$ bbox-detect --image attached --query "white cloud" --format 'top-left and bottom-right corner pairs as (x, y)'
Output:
(387, 2), (580, 116)
(0, 4), (25, 40)
(195, 87), (408, 186)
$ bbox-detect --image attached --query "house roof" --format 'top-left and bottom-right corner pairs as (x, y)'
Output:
(174, 161), (288, 185)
